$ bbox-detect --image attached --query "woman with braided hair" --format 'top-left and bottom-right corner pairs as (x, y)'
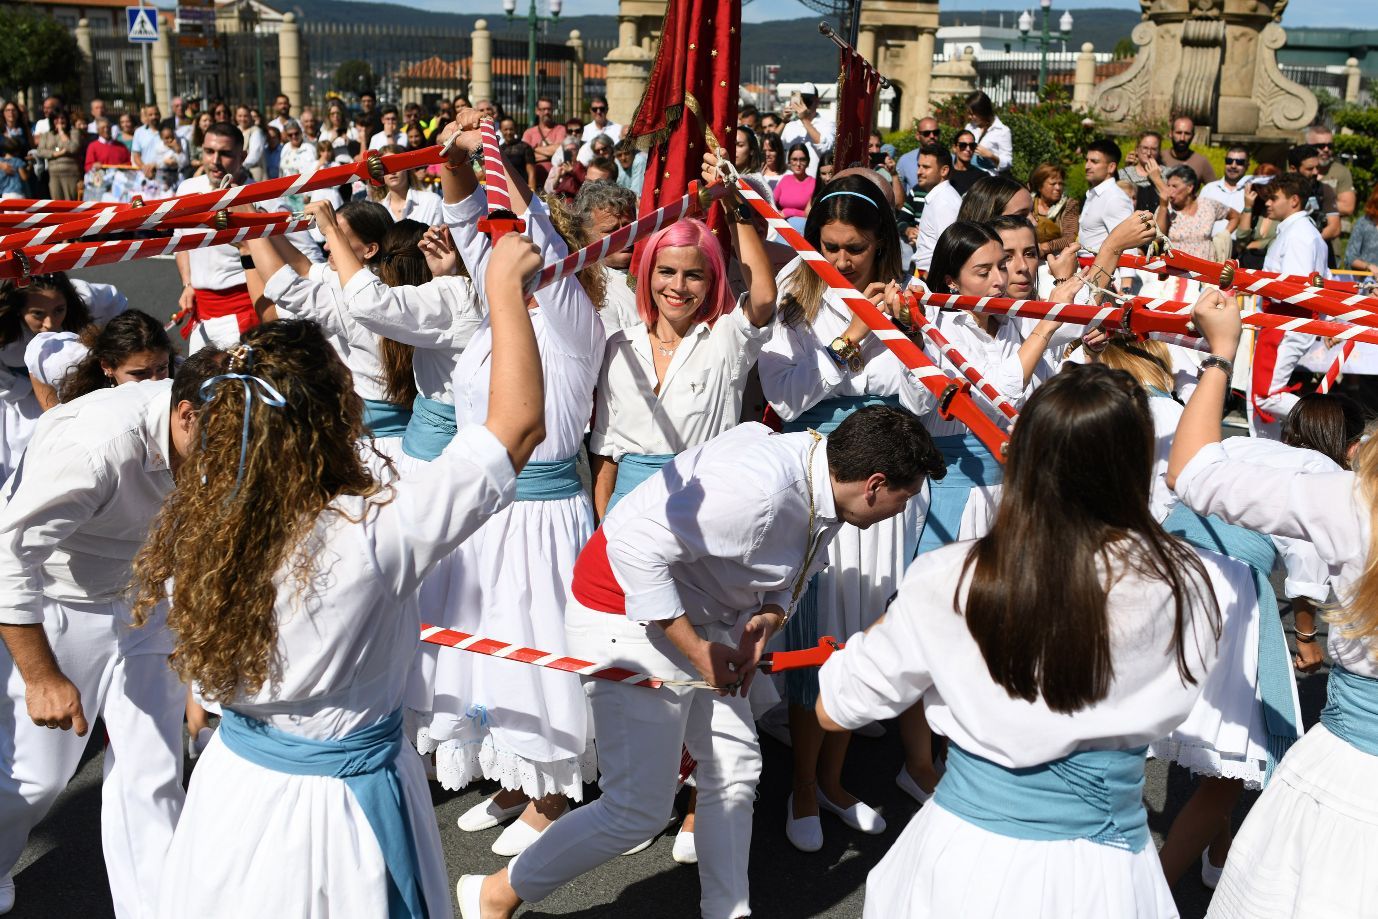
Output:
(142, 232), (547, 918)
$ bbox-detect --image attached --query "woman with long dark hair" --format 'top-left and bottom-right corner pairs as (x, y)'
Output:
(140, 233), (547, 918)
(956, 173), (1033, 223)
(759, 174), (934, 851)
(818, 362), (1249, 916)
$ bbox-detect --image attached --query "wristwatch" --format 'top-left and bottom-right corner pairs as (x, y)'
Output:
(1200, 355), (1233, 379)
(828, 336), (864, 373)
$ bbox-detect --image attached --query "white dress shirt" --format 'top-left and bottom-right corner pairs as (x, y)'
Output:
(0, 381), (174, 625)
(384, 188), (442, 226)
(265, 263), (390, 403)
(761, 259), (936, 422)
(1264, 210), (1329, 279)
(343, 270), (485, 404)
(590, 299), (770, 461)
(604, 423), (842, 629)
(368, 130), (406, 151)
(780, 115), (836, 177)
(820, 536), (1252, 764)
(1079, 178), (1135, 255)
(242, 125), (266, 170)
(1176, 441), (1376, 677)
(580, 121), (623, 146)
(1200, 177), (1247, 237)
(177, 174), (246, 291)
(913, 180), (962, 272)
(965, 117), (1013, 174)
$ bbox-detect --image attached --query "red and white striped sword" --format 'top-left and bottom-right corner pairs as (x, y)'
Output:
(1318, 342), (1356, 395)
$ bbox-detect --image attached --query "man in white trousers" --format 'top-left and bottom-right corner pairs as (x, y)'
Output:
(459, 405), (946, 919)
(0, 350), (225, 916)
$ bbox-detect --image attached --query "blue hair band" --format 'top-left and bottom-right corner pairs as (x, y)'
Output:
(818, 190), (878, 208)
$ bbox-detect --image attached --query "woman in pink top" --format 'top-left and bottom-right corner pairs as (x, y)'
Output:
(776, 142), (816, 232)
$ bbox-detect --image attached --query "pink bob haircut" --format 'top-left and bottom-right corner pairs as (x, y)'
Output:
(633, 217), (735, 329)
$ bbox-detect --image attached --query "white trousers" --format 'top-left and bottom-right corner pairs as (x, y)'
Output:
(0, 599), (185, 918)
(509, 602), (762, 919)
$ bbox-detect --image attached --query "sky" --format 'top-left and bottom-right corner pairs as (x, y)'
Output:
(366, 0), (1378, 29)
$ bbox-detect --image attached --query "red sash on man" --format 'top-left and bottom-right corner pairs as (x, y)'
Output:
(571, 529), (627, 615)
(183, 284), (256, 341)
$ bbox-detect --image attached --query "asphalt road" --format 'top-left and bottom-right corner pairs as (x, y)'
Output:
(8, 258), (1329, 918)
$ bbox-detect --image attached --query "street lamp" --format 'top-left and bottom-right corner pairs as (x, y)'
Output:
(503, 0), (561, 128)
(1019, 0), (1073, 92)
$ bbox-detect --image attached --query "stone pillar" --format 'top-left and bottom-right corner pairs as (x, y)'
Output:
(278, 13), (302, 108)
(911, 28), (936, 120)
(567, 29), (585, 118)
(471, 19), (493, 103)
(75, 19), (97, 105)
(1346, 57), (1362, 104)
(857, 25), (877, 64)
(929, 46), (976, 112)
(152, 14), (174, 112)
(618, 17), (638, 49)
(605, 43), (653, 126)
(858, 1), (938, 129)
(1073, 42), (1097, 110)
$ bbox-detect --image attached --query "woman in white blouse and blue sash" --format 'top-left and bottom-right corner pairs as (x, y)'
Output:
(818, 360), (1253, 917)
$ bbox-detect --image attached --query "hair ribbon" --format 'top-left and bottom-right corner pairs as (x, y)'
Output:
(197, 367), (287, 498)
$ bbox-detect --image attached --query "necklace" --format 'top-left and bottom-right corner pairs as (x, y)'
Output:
(652, 330), (681, 357)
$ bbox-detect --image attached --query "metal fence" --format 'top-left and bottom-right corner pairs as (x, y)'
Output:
(967, 52), (1081, 108)
(1281, 64), (1358, 102)
(89, 22), (151, 108)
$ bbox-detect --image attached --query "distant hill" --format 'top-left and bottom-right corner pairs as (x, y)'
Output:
(280, 1), (1141, 83)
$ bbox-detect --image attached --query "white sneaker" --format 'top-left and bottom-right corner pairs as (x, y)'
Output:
(895, 766), (935, 805)
(785, 794), (823, 852)
(456, 874), (483, 919)
(0, 873), (14, 915)
(672, 828), (698, 865)
(817, 789), (886, 834)
(1201, 848), (1225, 890)
(491, 817), (545, 857)
(187, 727), (215, 760)
(457, 795), (526, 832)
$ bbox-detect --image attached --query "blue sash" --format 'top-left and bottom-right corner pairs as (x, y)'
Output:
(400, 396), (456, 462)
(362, 398), (413, 440)
(916, 433), (1003, 555)
(935, 743), (1151, 852)
(1320, 665), (1378, 757)
(780, 394), (898, 436)
(1165, 504), (1298, 779)
(607, 452), (674, 514)
(218, 708), (426, 919)
(514, 456), (583, 502)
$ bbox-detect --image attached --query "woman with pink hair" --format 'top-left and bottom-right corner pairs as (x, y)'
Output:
(588, 165), (777, 519)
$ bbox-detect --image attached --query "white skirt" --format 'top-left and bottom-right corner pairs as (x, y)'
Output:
(865, 801), (1179, 919)
(428, 493), (597, 800)
(1207, 723), (1378, 919)
(1149, 584), (1299, 790)
(156, 732), (451, 919)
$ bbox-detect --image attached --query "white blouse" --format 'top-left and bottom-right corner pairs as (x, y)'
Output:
(228, 424), (516, 739)
(589, 299), (770, 461)
(1176, 441), (1376, 677)
(760, 258), (935, 422)
(343, 271), (485, 404)
(450, 190), (605, 462)
(385, 188), (443, 227)
(599, 265), (640, 337)
(918, 306), (1030, 438)
(819, 538), (1253, 766)
(265, 263), (390, 403)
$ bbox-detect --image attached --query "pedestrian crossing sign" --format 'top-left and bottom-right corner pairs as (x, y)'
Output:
(126, 6), (159, 43)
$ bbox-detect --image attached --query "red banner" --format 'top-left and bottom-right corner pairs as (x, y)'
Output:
(832, 46), (882, 172)
(628, 0), (740, 258)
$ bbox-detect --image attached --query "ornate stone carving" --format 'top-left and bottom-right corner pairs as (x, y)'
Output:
(1090, 0), (1315, 140)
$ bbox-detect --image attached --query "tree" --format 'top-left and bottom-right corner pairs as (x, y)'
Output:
(0, 9), (83, 99)
(334, 60), (376, 98)
(1113, 37), (1137, 60)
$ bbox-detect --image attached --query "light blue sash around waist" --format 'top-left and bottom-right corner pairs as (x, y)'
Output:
(1165, 504), (1298, 780)
(916, 433), (1004, 555)
(362, 398), (413, 440)
(607, 452), (674, 514)
(515, 455), (583, 502)
(1321, 665), (1378, 757)
(401, 395), (456, 462)
(780, 394), (898, 436)
(934, 743), (1152, 852)
(218, 707), (426, 919)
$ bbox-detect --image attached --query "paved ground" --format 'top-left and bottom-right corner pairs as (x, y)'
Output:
(8, 259), (1328, 918)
